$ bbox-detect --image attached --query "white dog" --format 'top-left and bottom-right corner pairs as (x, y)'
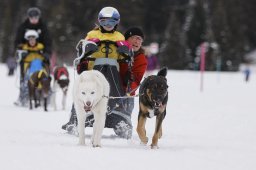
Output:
(51, 66), (70, 110)
(73, 70), (110, 147)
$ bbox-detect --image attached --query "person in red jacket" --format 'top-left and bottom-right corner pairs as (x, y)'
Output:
(119, 27), (147, 114)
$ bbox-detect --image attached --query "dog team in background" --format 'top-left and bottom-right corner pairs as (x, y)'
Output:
(12, 7), (169, 149)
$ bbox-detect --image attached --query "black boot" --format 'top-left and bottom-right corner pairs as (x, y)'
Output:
(62, 104), (78, 133)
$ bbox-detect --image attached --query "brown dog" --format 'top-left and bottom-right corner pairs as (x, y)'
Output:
(137, 67), (168, 149)
(28, 69), (51, 111)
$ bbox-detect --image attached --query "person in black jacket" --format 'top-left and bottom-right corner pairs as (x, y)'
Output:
(14, 7), (52, 57)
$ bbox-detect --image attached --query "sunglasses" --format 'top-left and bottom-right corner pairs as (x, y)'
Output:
(99, 18), (118, 28)
(27, 36), (37, 40)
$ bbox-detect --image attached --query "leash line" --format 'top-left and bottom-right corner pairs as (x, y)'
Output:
(102, 94), (140, 99)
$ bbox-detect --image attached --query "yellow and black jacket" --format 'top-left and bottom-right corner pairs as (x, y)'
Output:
(85, 29), (125, 70)
(21, 43), (45, 71)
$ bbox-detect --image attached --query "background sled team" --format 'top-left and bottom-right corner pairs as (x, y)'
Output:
(12, 6), (166, 148)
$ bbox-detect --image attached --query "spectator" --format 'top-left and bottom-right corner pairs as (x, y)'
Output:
(244, 64), (251, 82)
(6, 57), (17, 76)
(144, 43), (159, 77)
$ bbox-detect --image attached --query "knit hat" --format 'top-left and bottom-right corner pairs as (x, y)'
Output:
(27, 7), (41, 18)
(124, 27), (144, 40)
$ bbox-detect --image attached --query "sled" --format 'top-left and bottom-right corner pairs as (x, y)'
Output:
(16, 50), (50, 107)
(74, 39), (133, 139)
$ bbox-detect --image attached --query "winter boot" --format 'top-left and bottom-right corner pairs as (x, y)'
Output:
(62, 104), (77, 134)
(113, 120), (133, 139)
(107, 106), (133, 139)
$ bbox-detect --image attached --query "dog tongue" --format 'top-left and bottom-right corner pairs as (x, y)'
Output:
(84, 106), (91, 112)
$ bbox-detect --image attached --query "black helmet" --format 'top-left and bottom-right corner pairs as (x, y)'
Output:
(27, 7), (41, 18)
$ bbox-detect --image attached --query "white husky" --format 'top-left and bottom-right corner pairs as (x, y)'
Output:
(73, 70), (110, 147)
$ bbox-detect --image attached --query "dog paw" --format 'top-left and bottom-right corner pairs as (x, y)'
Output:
(78, 141), (86, 146)
(140, 137), (148, 144)
(91, 140), (101, 148)
(139, 142), (147, 146)
(150, 144), (159, 149)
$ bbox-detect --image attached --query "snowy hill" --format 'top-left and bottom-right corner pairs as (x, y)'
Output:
(0, 64), (255, 170)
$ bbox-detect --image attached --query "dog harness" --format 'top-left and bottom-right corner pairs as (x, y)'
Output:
(55, 67), (69, 80)
(29, 69), (48, 89)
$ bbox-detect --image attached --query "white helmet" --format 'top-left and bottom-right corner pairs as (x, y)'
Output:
(24, 30), (39, 40)
(98, 7), (120, 29)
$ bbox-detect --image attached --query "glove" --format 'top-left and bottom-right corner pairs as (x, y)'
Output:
(76, 39), (98, 59)
(117, 46), (133, 62)
(116, 40), (133, 60)
(76, 60), (88, 74)
(21, 52), (27, 60)
(43, 53), (51, 65)
(116, 40), (131, 49)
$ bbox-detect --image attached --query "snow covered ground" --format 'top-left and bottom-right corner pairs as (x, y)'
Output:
(0, 64), (255, 170)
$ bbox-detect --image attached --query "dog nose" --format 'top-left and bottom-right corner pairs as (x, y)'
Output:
(86, 101), (91, 106)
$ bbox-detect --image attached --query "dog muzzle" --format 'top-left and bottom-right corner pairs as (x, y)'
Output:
(62, 86), (68, 94)
(83, 101), (92, 112)
(153, 102), (162, 109)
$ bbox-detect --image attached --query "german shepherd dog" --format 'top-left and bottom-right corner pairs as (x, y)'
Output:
(28, 69), (52, 111)
(52, 66), (70, 110)
(137, 67), (168, 149)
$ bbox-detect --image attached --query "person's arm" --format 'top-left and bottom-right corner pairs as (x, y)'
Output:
(132, 53), (147, 87)
(14, 24), (26, 49)
(41, 23), (52, 54)
(125, 53), (147, 95)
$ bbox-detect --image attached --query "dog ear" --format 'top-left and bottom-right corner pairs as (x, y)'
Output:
(157, 67), (168, 77)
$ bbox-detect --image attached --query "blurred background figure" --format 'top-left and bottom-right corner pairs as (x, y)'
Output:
(144, 42), (159, 77)
(6, 56), (17, 76)
(14, 7), (52, 61)
(243, 64), (251, 82)
(14, 29), (46, 106)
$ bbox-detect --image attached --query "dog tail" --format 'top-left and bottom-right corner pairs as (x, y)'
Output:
(157, 67), (168, 77)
